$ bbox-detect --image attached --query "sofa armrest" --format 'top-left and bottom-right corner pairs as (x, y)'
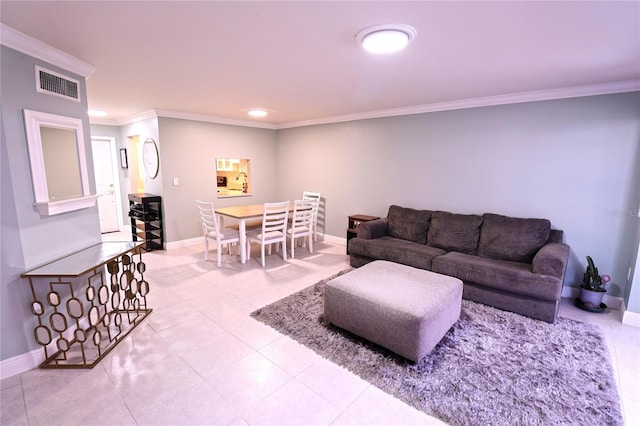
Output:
(531, 242), (570, 279)
(357, 218), (389, 239)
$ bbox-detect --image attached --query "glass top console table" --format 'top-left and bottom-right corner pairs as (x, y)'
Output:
(21, 242), (152, 369)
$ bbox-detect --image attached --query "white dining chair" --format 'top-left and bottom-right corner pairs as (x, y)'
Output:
(302, 191), (321, 241)
(246, 201), (290, 267)
(287, 199), (315, 258)
(196, 200), (241, 267)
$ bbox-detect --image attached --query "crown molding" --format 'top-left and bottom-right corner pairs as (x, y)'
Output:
(91, 80), (640, 130)
(153, 109), (278, 130)
(97, 109), (278, 129)
(117, 110), (159, 126)
(0, 24), (94, 78)
(278, 80), (640, 129)
(89, 117), (121, 126)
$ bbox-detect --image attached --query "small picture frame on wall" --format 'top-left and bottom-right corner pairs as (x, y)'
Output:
(119, 148), (128, 169)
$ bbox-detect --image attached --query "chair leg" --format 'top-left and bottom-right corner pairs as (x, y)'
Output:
(217, 243), (222, 268)
(290, 235), (295, 259)
(204, 237), (209, 261)
(281, 240), (287, 261)
(260, 244), (266, 267)
(309, 235), (313, 253)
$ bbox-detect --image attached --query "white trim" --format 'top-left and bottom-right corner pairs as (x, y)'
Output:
(102, 80), (640, 130)
(89, 116), (121, 126)
(117, 110), (160, 126)
(621, 300), (640, 328)
(623, 310), (640, 327)
(34, 195), (98, 216)
(278, 80), (640, 129)
(90, 109), (279, 129)
(322, 234), (344, 246)
(0, 24), (94, 78)
(23, 109), (97, 216)
(165, 236), (203, 250)
(0, 348), (43, 380)
(154, 109), (278, 130)
(166, 233), (341, 251)
(0, 314), (94, 379)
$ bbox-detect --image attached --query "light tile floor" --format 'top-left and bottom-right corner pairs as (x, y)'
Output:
(2, 236), (639, 425)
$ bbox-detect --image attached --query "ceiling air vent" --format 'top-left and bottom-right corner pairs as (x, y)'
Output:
(35, 66), (80, 102)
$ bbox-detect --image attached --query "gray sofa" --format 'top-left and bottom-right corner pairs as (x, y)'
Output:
(348, 205), (570, 323)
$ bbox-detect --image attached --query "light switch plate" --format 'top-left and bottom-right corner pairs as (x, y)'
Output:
(173, 177), (179, 186)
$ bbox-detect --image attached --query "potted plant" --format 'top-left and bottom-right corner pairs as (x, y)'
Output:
(578, 255), (610, 310)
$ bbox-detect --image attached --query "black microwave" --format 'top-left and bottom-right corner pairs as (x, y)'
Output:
(217, 176), (227, 187)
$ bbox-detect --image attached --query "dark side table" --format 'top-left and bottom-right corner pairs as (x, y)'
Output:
(347, 214), (380, 255)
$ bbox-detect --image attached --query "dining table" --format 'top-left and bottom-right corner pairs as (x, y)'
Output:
(215, 202), (294, 264)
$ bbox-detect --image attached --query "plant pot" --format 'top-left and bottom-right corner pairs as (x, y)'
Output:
(579, 287), (606, 308)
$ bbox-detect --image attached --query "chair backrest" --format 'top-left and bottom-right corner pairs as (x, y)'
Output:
(292, 199), (315, 228)
(302, 191), (321, 217)
(261, 201), (290, 235)
(302, 191), (321, 203)
(196, 200), (220, 235)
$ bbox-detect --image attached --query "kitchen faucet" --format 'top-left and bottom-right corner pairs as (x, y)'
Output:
(236, 172), (248, 193)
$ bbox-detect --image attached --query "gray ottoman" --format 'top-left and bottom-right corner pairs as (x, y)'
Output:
(324, 260), (462, 362)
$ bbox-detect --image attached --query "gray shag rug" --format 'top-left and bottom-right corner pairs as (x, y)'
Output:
(251, 269), (623, 426)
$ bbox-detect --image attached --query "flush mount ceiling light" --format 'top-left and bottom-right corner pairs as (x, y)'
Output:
(247, 109), (268, 118)
(88, 109), (107, 117)
(356, 24), (417, 54)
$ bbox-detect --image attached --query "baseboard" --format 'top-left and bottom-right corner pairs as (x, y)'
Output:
(166, 234), (347, 250)
(165, 236), (202, 250)
(0, 309), (93, 379)
(621, 300), (640, 327)
(322, 234), (346, 246)
(0, 348), (43, 380)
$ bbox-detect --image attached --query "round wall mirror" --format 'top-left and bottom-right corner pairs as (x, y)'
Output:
(142, 138), (159, 179)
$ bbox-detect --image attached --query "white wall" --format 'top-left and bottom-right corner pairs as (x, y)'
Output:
(275, 93), (640, 298)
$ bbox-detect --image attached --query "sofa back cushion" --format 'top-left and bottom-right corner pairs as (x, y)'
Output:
(387, 205), (431, 244)
(477, 213), (551, 263)
(427, 211), (483, 254)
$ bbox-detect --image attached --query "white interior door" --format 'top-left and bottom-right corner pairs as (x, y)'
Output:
(91, 138), (120, 233)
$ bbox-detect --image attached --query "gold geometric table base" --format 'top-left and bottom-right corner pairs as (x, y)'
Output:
(38, 308), (152, 369)
(22, 242), (152, 369)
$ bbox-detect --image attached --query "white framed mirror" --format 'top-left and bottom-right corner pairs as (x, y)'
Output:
(23, 109), (97, 216)
(142, 138), (159, 179)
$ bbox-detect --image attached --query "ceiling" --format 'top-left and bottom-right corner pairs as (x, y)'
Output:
(1, 1), (639, 127)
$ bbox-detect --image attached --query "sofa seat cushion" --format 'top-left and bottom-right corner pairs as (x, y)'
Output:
(432, 252), (561, 302)
(427, 211), (483, 255)
(387, 205), (432, 244)
(349, 236), (446, 270)
(478, 213), (551, 263)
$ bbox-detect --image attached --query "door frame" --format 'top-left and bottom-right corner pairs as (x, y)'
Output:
(91, 136), (124, 232)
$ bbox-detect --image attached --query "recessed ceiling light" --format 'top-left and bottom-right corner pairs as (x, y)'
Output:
(248, 109), (268, 118)
(356, 24), (417, 54)
(88, 110), (107, 117)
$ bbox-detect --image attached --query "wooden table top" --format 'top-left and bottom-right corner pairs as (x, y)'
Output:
(215, 202), (294, 219)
